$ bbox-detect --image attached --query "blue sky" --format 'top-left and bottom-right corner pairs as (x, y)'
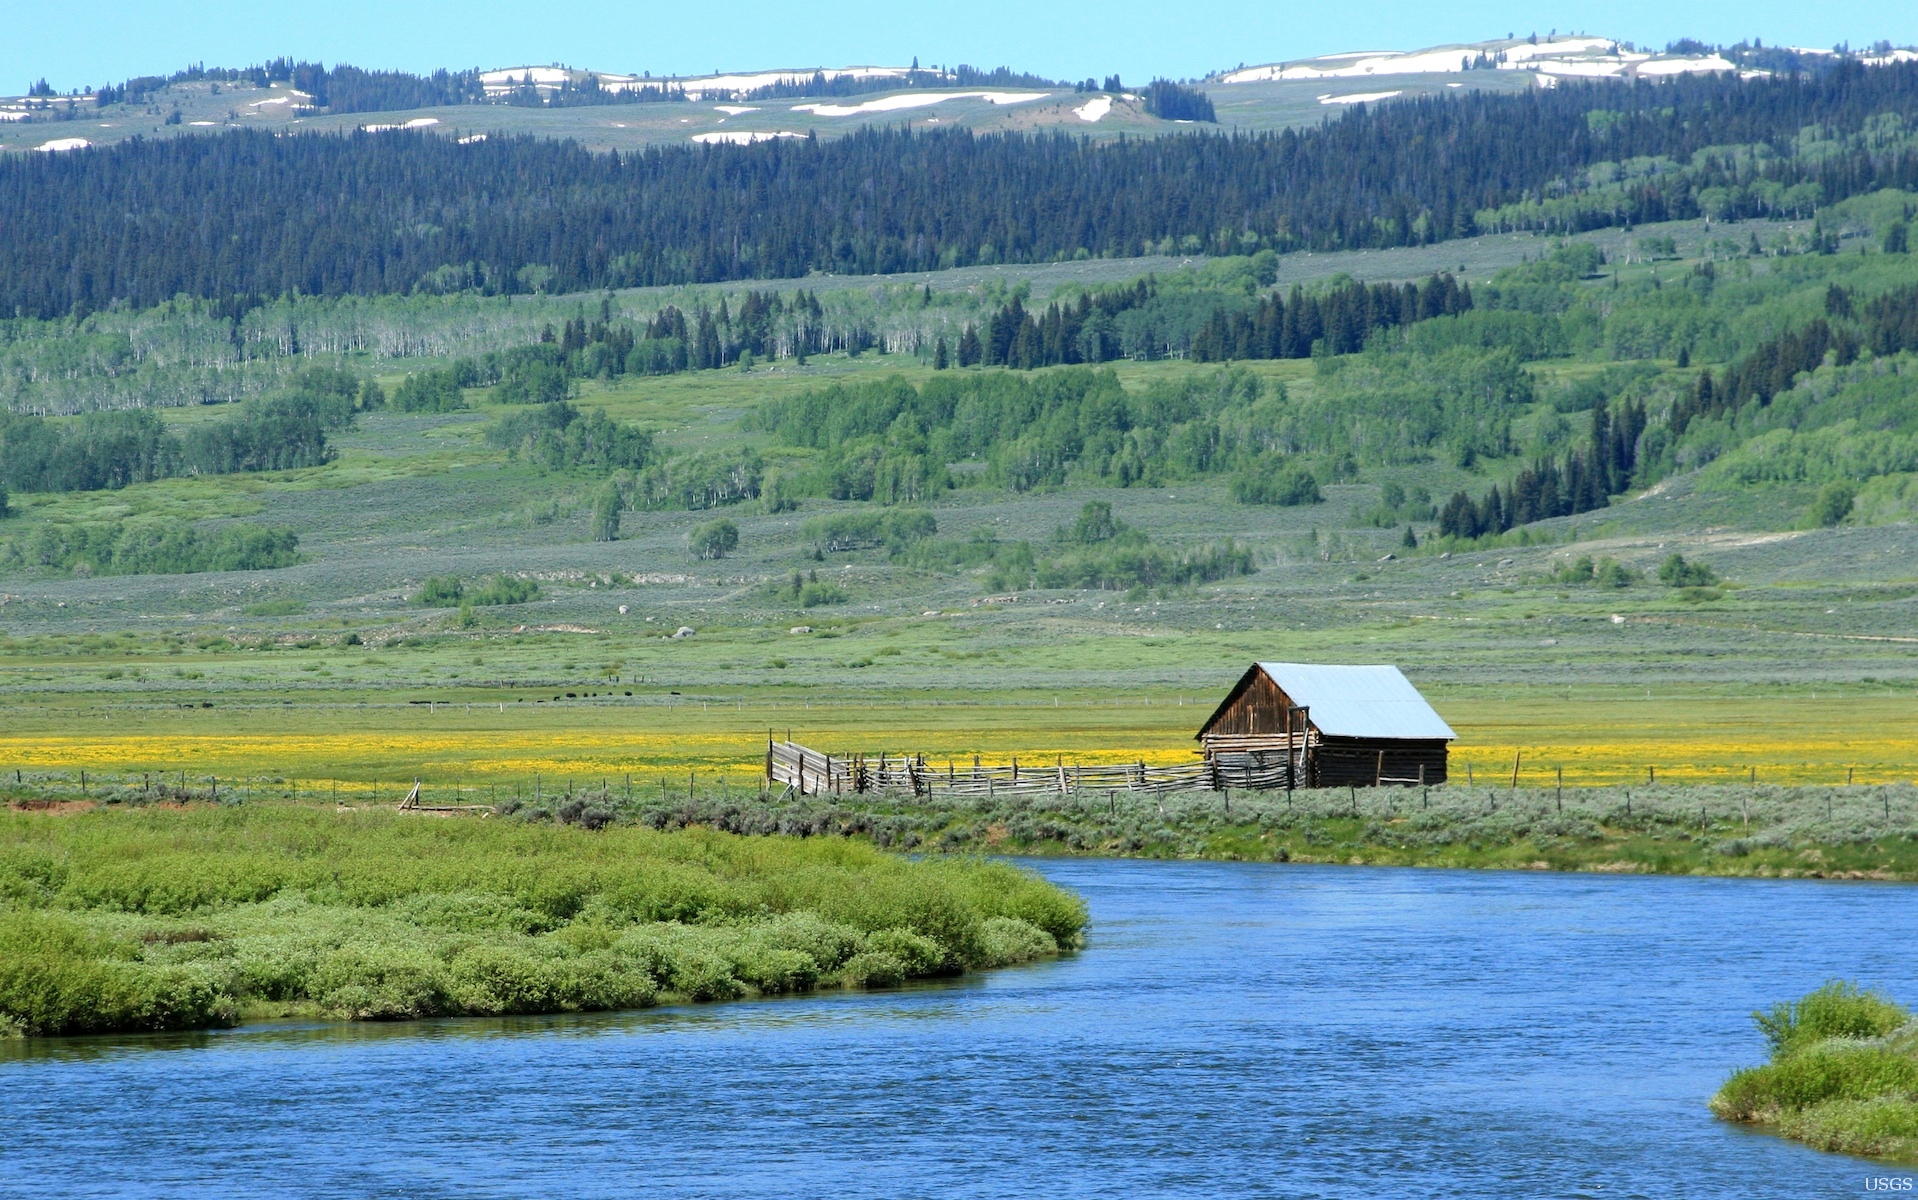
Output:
(12, 0), (1916, 93)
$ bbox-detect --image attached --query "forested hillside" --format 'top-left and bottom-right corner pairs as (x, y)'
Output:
(4, 63), (1918, 317)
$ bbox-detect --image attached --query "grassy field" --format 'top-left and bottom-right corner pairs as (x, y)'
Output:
(0, 803), (1086, 1037)
(2, 227), (1915, 870)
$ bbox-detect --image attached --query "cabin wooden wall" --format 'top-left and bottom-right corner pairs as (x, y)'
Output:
(1313, 738), (1449, 787)
(1204, 670), (1297, 736)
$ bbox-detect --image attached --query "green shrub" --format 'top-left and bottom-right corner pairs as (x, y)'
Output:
(799, 581), (848, 607)
(1231, 463), (1322, 506)
(979, 916), (1058, 966)
(801, 509), (936, 554)
(312, 945), (452, 1021)
(1777, 1096), (1918, 1160)
(417, 574), (537, 608)
(1596, 558), (1638, 588)
(1657, 553), (1716, 588)
(0, 911), (238, 1035)
(0, 806), (1083, 1036)
(1715, 1043), (1918, 1119)
(1712, 981), (1918, 1164)
(690, 518), (740, 559)
(1756, 980), (1910, 1057)
(593, 485), (622, 542)
(4, 521), (301, 577)
(416, 575), (464, 607)
(392, 368), (467, 413)
(242, 599), (306, 617)
(470, 574), (538, 606)
(490, 360), (569, 406)
(1809, 481), (1857, 527)
(486, 402), (652, 472)
(867, 927), (947, 974)
(838, 950), (906, 988)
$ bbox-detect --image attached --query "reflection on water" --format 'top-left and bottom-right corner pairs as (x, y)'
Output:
(3, 860), (1911, 1198)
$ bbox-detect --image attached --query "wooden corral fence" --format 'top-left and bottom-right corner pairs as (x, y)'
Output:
(395, 779), (497, 814)
(767, 740), (1301, 798)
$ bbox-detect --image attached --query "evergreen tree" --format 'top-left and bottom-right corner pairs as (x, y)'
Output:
(9, 62), (1916, 316)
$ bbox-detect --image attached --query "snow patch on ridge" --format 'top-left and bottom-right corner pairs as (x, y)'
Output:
(1073, 96), (1113, 122)
(792, 91), (1047, 117)
(692, 129), (804, 144)
(1318, 90), (1402, 105)
(1214, 34), (1760, 85)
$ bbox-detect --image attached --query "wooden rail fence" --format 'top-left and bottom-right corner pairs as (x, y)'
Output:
(767, 740), (1302, 798)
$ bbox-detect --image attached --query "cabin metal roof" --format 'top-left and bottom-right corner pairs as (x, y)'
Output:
(1198, 662), (1455, 741)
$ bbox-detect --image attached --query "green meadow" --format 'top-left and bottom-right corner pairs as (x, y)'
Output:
(2, 213), (1917, 873)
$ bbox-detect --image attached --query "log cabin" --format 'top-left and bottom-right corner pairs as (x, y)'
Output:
(1195, 662), (1453, 788)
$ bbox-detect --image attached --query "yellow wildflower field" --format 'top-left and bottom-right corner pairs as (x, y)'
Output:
(2, 688), (1911, 791)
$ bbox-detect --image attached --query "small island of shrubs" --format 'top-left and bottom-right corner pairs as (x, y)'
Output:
(1713, 981), (1918, 1163)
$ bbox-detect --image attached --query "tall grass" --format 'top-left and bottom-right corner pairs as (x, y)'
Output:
(0, 805), (1085, 1037)
(1712, 982), (1918, 1163)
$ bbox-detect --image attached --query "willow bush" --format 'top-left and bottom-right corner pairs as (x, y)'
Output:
(0, 805), (1085, 1037)
(1713, 982), (1918, 1163)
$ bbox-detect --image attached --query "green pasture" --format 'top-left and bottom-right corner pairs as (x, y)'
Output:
(1, 213), (1915, 809)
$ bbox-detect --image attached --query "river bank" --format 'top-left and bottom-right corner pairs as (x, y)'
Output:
(10, 779), (1918, 882)
(632, 781), (1918, 881)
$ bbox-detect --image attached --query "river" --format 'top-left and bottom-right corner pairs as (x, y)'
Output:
(4, 859), (1912, 1198)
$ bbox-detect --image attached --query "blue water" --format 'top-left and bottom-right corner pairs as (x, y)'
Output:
(4, 860), (1914, 1199)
